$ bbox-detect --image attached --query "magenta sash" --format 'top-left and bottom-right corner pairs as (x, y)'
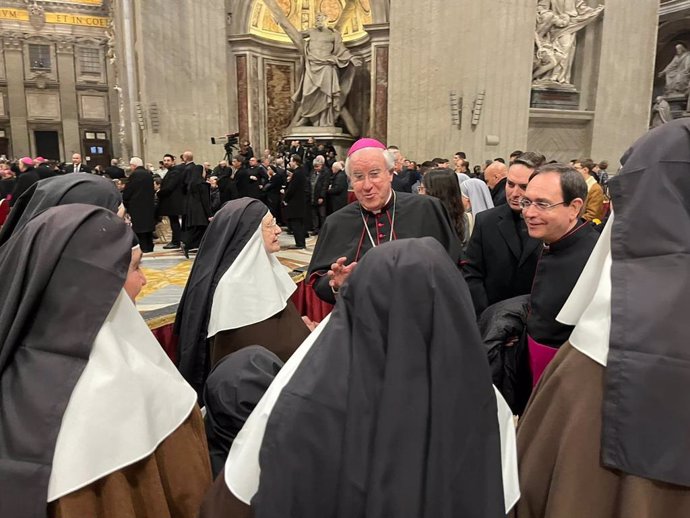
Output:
(528, 335), (559, 387)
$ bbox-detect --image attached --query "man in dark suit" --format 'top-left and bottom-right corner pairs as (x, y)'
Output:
(262, 157), (285, 224)
(326, 160), (348, 215)
(104, 159), (126, 179)
(157, 154), (186, 249)
(122, 157), (155, 252)
(233, 155), (252, 198)
(484, 161), (508, 206)
(289, 140), (305, 162)
(62, 153), (92, 174)
(215, 159), (238, 206)
(283, 154), (307, 249)
(311, 155), (330, 234)
(245, 156), (268, 201)
(463, 158), (540, 316)
(387, 146), (413, 193)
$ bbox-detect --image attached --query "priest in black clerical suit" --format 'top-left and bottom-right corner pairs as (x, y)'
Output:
(307, 138), (462, 304)
(520, 163), (599, 386)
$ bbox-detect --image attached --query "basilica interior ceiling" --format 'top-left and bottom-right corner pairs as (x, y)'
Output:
(249, 0), (372, 43)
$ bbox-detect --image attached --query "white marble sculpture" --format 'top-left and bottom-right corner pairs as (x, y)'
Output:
(658, 43), (690, 96)
(651, 96), (672, 128)
(532, 0), (604, 89)
(262, 0), (361, 134)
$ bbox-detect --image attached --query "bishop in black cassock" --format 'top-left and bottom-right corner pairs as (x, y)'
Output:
(307, 138), (462, 304)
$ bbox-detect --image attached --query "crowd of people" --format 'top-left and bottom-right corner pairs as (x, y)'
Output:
(1, 118), (688, 518)
(0, 137), (611, 258)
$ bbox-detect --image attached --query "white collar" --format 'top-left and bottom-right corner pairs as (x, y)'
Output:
(48, 291), (197, 501)
(557, 212), (614, 367)
(224, 314), (520, 513)
(207, 226), (296, 337)
(370, 191), (393, 215)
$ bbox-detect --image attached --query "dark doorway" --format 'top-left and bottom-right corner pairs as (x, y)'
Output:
(83, 138), (111, 170)
(35, 131), (60, 160)
(0, 137), (9, 158)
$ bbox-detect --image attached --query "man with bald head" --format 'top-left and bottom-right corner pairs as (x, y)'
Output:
(484, 161), (508, 206)
(63, 153), (92, 174)
(463, 152), (543, 315)
(123, 156), (155, 252)
(387, 145), (415, 193)
(307, 138), (462, 304)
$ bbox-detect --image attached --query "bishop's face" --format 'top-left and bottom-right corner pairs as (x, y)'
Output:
(348, 148), (393, 212)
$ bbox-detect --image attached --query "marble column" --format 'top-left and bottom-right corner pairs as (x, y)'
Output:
(365, 23), (389, 143)
(590, 0), (659, 165)
(56, 41), (80, 158)
(3, 37), (30, 156)
(236, 54), (249, 140)
(125, 0), (230, 162)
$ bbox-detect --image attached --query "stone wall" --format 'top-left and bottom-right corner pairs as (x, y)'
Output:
(387, 0), (658, 168)
(117, 0), (231, 163)
(590, 0), (659, 165)
(387, 0), (535, 164)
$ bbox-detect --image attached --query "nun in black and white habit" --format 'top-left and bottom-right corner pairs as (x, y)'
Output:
(513, 119), (690, 517)
(175, 197), (310, 398)
(0, 173), (123, 246)
(0, 204), (211, 518)
(198, 238), (520, 518)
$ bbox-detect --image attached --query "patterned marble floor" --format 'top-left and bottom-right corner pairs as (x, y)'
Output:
(137, 231), (317, 322)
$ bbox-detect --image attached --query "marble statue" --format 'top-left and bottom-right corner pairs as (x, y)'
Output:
(658, 43), (690, 96)
(263, 1), (362, 134)
(651, 96), (672, 128)
(533, 0), (604, 88)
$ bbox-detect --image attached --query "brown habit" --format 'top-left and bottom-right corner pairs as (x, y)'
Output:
(48, 406), (212, 518)
(512, 342), (690, 518)
(198, 472), (253, 518)
(210, 301), (309, 367)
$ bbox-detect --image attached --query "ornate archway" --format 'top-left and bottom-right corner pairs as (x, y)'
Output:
(226, 0), (390, 152)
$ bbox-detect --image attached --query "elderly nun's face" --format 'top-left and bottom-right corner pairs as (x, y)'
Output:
(261, 212), (282, 254)
(124, 247), (147, 302)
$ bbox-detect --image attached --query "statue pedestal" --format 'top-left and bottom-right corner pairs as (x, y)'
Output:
(283, 126), (356, 161)
(665, 94), (688, 119)
(531, 86), (580, 110)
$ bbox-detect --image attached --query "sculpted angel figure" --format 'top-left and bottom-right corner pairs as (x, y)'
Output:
(533, 0), (604, 87)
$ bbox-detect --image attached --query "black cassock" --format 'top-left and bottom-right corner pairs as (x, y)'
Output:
(122, 167), (155, 233)
(526, 220), (599, 348)
(307, 191), (463, 304)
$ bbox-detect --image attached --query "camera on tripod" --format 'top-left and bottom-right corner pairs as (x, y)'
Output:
(211, 132), (240, 160)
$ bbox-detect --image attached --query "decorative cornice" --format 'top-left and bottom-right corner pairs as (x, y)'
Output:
(659, 0), (690, 16)
(56, 39), (73, 53)
(2, 35), (24, 51)
(2, 31), (106, 45)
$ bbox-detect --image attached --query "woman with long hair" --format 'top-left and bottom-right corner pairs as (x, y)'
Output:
(420, 168), (466, 244)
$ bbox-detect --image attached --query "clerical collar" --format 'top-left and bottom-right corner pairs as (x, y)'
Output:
(364, 191), (394, 215)
(359, 191), (397, 250)
(543, 220), (590, 253)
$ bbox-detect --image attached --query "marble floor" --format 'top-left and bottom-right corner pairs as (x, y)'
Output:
(137, 230), (317, 323)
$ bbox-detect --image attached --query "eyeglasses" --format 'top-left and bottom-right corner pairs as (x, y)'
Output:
(350, 170), (384, 183)
(518, 198), (567, 211)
